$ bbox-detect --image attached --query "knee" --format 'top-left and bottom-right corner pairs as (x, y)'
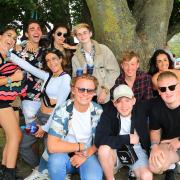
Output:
(98, 145), (112, 159)
(48, 153), (67, 172)
(139, 170), (153, 180)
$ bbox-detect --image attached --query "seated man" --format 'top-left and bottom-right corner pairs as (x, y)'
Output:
(95, 84), (152, 180)
(149, 71), (180, 180)
(47, 74), (103, 180)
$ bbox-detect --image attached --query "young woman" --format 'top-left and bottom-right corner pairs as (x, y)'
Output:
(0, 26), (26, 180)
(9, 49), (71, 179)
(49, 24), (76, 75)
(148, 49), (180, 90)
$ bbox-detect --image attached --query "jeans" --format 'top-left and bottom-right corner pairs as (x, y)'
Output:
(48, 153), (103, 180)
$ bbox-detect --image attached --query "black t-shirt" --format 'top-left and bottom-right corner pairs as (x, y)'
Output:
(149, 98), (180, 140)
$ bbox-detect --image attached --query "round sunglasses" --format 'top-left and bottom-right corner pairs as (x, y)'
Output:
(56, 32), (68, 38)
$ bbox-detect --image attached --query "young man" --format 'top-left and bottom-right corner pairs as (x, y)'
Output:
(72, 23), (120, 104)
(15, 20), (44, 167)
(47, 74), (103, 180)
(110, 51), (153, 102)
(95, 84), (152, 180)
(149, 71), (180, 180)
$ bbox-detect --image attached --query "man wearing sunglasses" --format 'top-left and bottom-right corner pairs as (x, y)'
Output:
(72, 23), (120, 104)
(149, 71), (180, 180)
(47, 74), (103, 180)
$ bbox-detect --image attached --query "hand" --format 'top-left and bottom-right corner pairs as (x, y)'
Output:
(34, 125), (45, 138)
(149, 144), (165, 172)
(10, 69), (23, 82)
(26, 41), (37, 53)
(70, 154), (87, 168)
(130, 133), (139, 145)
(14, 44), (22, 52)
(97, 89), (107, 104)
(161, 138), (180, 152)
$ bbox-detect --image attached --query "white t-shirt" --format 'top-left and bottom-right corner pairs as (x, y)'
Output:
(65, 107), (92, 147)
(119, 115), (140, 148)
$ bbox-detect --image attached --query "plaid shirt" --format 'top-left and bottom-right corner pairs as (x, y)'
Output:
(110, 69), (153, 101)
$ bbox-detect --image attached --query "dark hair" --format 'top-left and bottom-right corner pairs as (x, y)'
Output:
(24, 19), (41, 33)
(49, 24), (70, 48)
(0, 25), (17, 35)
(42, 48), (65, 73)
(148, 49), (174, 76)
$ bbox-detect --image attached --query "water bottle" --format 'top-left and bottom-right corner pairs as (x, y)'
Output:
(24, 122), (39, 135)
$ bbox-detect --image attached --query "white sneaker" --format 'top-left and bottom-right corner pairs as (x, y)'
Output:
(65, 174), (71, 180)
(24, 169), (49, 180)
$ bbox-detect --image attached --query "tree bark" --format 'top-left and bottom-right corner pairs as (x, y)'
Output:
(86, 0), (174, 70)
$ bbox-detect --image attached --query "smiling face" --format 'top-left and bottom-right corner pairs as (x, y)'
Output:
(0, 29), (17, 52)
(45, 52), (62, 75)
(113, 97), (136, 117)
(75, 27), (92, 44)
(25, 23), (42, 44)
(121, 57), (139, 78)
(158, 76), (180, 107)
(72, 78), (96, 109)
(156, 54), (170, 72)
(53, 27), (68, 46)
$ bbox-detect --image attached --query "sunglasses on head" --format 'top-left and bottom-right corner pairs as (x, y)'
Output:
(56, 32), (68, 38)
(75, 87), (96, 94)
(158, 84), (178, 93)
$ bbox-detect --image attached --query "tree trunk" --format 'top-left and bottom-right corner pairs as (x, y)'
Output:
(86, 0), (174, 70)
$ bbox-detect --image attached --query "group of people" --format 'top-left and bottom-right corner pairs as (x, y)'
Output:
(0, 19), (179, 180)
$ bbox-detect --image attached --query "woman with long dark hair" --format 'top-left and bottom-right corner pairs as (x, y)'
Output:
(0, 26), (26, 180)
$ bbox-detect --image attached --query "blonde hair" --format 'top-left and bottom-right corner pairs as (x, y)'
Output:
(120, 51), (140, 64)
(157, 71), (179, 82)
(71, 74), (98, 90)
(72, 23), (92, 36)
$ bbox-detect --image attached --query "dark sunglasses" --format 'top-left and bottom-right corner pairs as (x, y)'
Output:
(158, 84), (178, 93)
(56, 32), (68, 38)
(75, 87), (96, 94)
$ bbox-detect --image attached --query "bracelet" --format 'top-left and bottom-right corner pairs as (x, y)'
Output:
(7, 77), (12, 90)
(150, 142), (159, 149)
(78, 142), (80, 152)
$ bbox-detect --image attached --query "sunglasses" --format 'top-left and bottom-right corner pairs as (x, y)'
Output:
(75, 87), (96, 94)
(158, 84), (178, 93)
(56, 32), (68, 38)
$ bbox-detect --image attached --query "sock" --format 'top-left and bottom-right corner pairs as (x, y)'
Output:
(168, 163), (175, 170)
(0, 164), (6, 171)
(5, 168), (16, 176)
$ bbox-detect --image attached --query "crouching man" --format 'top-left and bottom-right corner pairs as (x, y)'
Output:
(149, 71), (180, 180)
(47, 74), (103, 180)
(95, 84), (153, 180)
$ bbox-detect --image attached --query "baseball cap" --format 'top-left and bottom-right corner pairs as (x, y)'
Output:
(113, 84), (134, 101)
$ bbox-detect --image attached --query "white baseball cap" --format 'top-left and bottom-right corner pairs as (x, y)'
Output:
(113, 84), (134, 101)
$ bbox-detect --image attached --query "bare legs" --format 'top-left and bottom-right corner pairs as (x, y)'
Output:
(0, 107), (22, 168)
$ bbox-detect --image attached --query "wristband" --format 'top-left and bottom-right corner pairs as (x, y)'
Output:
(78, 142), (80, 152)
(7, 77), (12, 90)
(150, 142), (159, 149)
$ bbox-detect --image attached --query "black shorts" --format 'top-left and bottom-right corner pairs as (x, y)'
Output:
(0, 100), (11, 109)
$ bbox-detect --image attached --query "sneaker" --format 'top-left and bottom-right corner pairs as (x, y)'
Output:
(65, 174), (71, 180)
(164, 169), (176, 180)
(24, 169), (49, 180)
(128, 170), (136, 180)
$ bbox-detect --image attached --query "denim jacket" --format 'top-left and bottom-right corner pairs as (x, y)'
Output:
(48, 99), (103, 144)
